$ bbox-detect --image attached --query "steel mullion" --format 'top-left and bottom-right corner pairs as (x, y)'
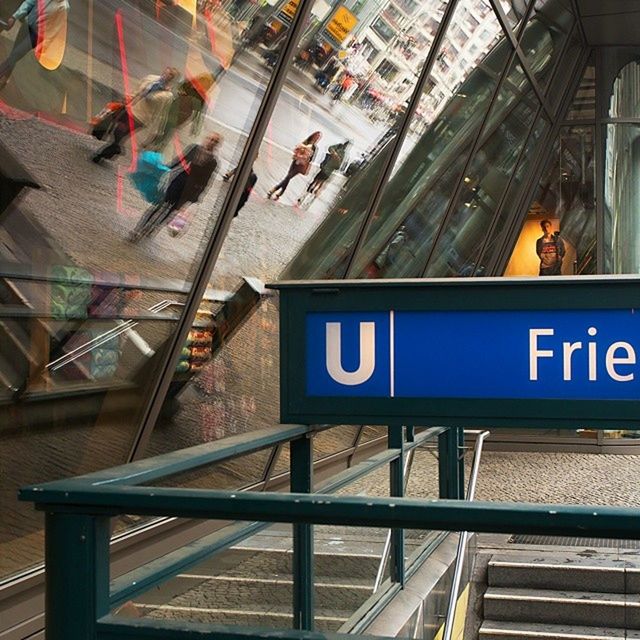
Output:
(126, 0), (318, 462)
(342, 0), (461, 278)
(419, 40), (520, 278)
(474, 101), (544, 275)
(489, 0), (519, 48)
(514, 43), (554, 119)
(568, 0), (588, 47)
(491, 46), (591, 275)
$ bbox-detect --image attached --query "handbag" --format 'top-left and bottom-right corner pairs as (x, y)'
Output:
(90, 102), (125, 140)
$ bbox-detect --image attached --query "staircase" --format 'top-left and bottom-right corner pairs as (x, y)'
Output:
(480, 552), (640, 639)
(131, 528), (388, 631)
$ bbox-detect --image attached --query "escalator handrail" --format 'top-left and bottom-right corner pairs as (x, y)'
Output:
(441, 430), (490, 640)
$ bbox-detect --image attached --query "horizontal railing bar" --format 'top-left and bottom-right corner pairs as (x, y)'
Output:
(0, 263), (238, 301)
(96, 615), (395, 640)
(20, 488), (640, 539)
(109, 430), (425, 605)
(109, 520), (266, 607)
(319, 427), (445, 494)
(0, 306), (191, 322)
(24, 425), (332, 488)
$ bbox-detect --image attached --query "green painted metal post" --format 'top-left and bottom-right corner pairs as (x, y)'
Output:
(290, 434), (314, 630)
(457, 427), (465, 498)
(439, 427), (462, 499)
(45, 512), (110, 640)
(389, 424), (405, 586)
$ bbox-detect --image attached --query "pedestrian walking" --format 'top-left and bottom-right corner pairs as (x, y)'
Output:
(298, 140), (348, 205)
(0, 0), (69, 89)
(92, 67), (179, 163)
(129, 132), (222, 241)
(267, 131), (321, 201)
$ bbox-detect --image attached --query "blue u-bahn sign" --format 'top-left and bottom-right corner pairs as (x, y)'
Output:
(272, 278), (640, 428)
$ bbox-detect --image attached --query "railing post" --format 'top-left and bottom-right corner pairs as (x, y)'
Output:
(45, 512), (110, 640)
(290, 434), (314, 630)
(439, 427), (463, 499)
(389, 424), (405, 586)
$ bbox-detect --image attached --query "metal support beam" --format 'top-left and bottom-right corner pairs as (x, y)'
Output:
(438, 428), (462, 499)
(46, 513), (110, 640)
(290, 435), (314, 630)
(388, 424), (405, 586)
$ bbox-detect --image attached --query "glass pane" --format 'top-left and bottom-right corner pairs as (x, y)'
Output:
(299, 0), (509, 280)
(494, 0), (528, 32)
(147, 0), (455, 455)
(605, 124), (640, 274)
(567, 54), (595, 121)
(477, 114), (549, 271)
(0, 308), (176, 578)
(518, 0), (574, 91)
(609, 60), (640, 119)
(313, 426), (359, 461)
(0, 0), (290, 579)
(275, 0), (453, 280)
(546, 26), (583, 115)
(506, 125), (595, 276)
(424, 60), (538, 277)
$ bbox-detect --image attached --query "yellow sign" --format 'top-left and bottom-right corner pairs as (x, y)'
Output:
(282, 0), (300, 19)
(326, 6), (357, 44)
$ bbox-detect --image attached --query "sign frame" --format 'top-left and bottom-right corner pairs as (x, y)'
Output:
(270, 277), (640, 428)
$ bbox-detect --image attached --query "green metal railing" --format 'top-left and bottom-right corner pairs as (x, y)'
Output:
(20, 423), (458, 640)
(21, 421), (640, 640)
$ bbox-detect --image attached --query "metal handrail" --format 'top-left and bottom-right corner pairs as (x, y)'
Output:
(441, 430), (490, 640)
(372, 446), (416, 592)
(46, 300), (183, 371)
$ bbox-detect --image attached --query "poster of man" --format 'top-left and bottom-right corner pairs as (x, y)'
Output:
(536, 219), (565, 276)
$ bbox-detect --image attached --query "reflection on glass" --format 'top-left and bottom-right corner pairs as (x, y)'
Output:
(0, 0), (289, 580)
(506, 126), (595, 276)
(605, 123), (640, 274)
(424, 61), (538, 277)
(285, 0), (509, 280)
(566, 55), (595, 121)
(518, 0), (574, 91)
(609, 60), (640, 120)
(477, 115), (549, 270)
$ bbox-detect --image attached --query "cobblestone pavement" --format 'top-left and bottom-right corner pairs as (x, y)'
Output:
(348, 449), (640, 508)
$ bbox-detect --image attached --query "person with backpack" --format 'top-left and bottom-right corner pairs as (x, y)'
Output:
(129, 132), (222, 241)
(267, 132), (321, 201)
(92, 67), (179, 163)
(298, 140), (349, 204)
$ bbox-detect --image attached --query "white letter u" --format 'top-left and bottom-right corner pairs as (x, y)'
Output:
(326, 322), (376, 386)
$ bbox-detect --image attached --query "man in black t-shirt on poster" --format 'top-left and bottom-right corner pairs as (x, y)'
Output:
(536, 219), (565, 276)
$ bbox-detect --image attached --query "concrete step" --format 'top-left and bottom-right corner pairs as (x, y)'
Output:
(136, 574), (371, 611)
(487, 554), (628, 593)
(483, 587), (640, 628)
(192, 548), (381, 584)
(479, 620), (640, 639)
(140, 603), (348, 632)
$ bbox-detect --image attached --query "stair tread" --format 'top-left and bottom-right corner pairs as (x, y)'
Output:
(485, 586), (640, 603)
(489, 553), (638, 571)
(480, 620), (640, 639)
